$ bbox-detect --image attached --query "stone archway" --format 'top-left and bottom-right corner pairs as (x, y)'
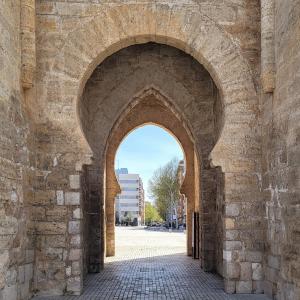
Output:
(36, 4), (262, 296)
(47, 4), (259, 174)
(79, 43), (224, 282)
(104, 89), (199, 259)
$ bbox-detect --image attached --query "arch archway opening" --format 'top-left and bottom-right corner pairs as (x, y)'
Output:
(79, 42), (225, 290)
(104, 93), (200, 259)
(112, 124), (187, 258)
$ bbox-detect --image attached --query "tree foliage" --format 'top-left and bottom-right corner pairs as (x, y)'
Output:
(124, 211), (133, 222)
(145, 201), (162, 224)
(148, 158), (180, 223)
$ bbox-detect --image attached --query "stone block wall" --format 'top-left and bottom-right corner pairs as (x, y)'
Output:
(261, 1), (300, 298)
(32, 139), (84, 295)
(31, 121), (87, 295)
(0, 1), (35, 299)
(215, 168), (224, 276)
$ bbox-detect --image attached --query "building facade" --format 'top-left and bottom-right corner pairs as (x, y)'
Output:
(0, 1), (299, 299)
(115, 169), (145, 226)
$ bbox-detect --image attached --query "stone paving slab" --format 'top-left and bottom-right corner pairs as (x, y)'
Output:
(33, 227), (270, 300)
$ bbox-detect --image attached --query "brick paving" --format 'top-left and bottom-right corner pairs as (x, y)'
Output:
(33, 227), (269, 300)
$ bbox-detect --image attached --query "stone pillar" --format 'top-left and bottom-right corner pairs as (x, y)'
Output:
(105, 203), (115, 257)
(21, 0), (36, 89)
(261, 0), (275, 93)
(222, 173), (264, 294)
(82, 164), (104, 273)
(105, 156), (120, 257)
(180, 149), (196, 257)
(65, 174), (83, 295)
(201, 168), (217, 271)
(186, 199), (193, 256)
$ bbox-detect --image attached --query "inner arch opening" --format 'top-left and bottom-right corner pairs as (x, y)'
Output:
(113, 124), (186, 253)
(115, 123), (186, 192)
(104, 93), (199, 258)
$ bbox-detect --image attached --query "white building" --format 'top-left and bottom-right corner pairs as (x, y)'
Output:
(115, 168), (145, 225)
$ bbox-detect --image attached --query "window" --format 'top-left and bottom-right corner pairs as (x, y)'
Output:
(119, 195), (139, 199)
(122, 187), (139, 191)
(120, 203), (139, 207)
(119, 179), (139, 184)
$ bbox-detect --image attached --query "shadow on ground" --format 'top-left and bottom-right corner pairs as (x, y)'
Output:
(33, 253), (270, 300)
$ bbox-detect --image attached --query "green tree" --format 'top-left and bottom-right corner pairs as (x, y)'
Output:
(145, 201), (162, 224)
(148, 157), (180, 227)
(125, 212), (133, 223)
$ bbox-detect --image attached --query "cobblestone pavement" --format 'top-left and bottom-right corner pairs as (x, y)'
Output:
(33, 227), (269, 300)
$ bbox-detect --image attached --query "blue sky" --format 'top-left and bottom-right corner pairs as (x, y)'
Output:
(115, 125), (184, 201)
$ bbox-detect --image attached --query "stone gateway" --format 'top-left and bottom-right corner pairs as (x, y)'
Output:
(0, 1), (299, 299)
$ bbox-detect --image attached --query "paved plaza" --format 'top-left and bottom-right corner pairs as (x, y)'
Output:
(33, 227), (269, 300)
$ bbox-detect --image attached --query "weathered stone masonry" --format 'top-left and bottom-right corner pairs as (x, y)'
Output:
(261, 1), (300, 299)
(0, 1), (299, 299)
